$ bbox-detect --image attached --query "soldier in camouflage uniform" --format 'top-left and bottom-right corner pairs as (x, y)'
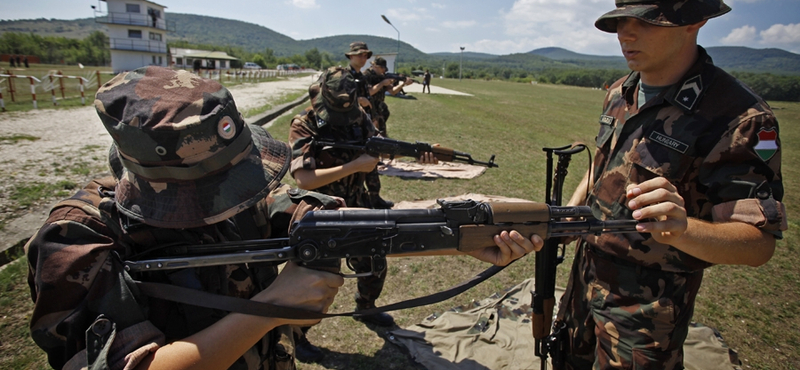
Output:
(344, 41), (395, 210)
(25, 66), (345, 370)
(363, 56), (414, 138)
(287, 66), (438, 362)
(495, 1), (788, 369)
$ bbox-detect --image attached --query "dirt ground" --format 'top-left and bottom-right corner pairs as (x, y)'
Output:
(0, 74), (318, 256)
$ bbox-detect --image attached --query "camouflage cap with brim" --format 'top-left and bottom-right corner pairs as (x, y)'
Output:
(345, 41), (373, 59)
(372, 56), (388, 68)
(309, 67), (364, 128)
(97, 66), (291, 229)
(595, 0), (731, 33)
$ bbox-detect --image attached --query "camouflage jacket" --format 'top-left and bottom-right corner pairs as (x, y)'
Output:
(288, 107), (377, 207)
(26, 176), (337, 370)
(585, 46), (787, 272)
(363, 68), (388, 115)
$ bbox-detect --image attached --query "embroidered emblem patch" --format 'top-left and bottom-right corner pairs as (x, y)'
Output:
(218, 116), (236, 139)
(599, 115), (615, 125)
(755, 128), (778, 162)
(675, 75), (703, 111)
(649, 131), (688, 154)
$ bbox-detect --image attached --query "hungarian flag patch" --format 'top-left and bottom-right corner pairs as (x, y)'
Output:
(754, 128), (778, 162)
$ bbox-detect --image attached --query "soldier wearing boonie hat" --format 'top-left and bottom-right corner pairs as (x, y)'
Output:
(364, 56), (413, 139)
(286, 66), (395, 362)
(26, 66), (344, 370)
(497, 1), (787, 369)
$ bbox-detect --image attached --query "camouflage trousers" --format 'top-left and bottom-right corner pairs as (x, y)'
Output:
(558, 244), (704, 370)
(349, 256), (388, 308)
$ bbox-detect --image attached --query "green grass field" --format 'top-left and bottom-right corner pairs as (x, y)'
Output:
(1, 77), (798, 369)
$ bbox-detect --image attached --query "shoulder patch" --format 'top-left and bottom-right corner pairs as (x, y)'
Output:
(675, 75), (703, 111)
(755, 128), (778, 162)
(599, 115), (615, 126)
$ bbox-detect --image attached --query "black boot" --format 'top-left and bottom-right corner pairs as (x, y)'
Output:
(294, 332), (324, 363)
(353, 303), (396, 327)
(370, 195), (394, 209)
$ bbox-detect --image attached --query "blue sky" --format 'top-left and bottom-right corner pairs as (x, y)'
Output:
(2, 0), (799, 56)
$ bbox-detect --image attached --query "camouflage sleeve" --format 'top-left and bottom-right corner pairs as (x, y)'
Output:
(264, 184), (339, 237)
(26, 206), (164, 370)
(704, 109), (787, 237)
(287, 110), (319, 175)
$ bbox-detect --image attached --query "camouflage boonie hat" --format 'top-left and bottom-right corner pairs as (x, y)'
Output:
(595, 0), (731, 33)
(309, 67), (364, 127)
(96, 66), (291, 228)
(372, 56), (387, 68)
(345, 41), (373, 58)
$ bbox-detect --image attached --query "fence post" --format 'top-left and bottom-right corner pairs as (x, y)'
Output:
(57, 71), (65, 99)
(96, 70), (102, 89)
(8, 72), (15, 102)
(49, 74), (57, 105)
(0, 88), (5, 112)
(29, 76), (37, 109)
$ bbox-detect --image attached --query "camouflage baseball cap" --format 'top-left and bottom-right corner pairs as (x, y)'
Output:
(372, 56), (387, 68)
(345, 41), (373, 58)
(96, 66), (291, 228)
(309, 67), (365, 128)
(595, 0), (731, 33)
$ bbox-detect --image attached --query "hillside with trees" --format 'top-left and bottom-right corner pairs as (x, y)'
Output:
(2, 14), (799, 101)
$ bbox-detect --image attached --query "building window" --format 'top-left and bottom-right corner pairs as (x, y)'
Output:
(220, 61), (227, 68)
(176, 57), (183, 65)
(149, 33), (162, 41)
(126, 4), (140, 13)
(128, 30), (142, 39)
(158, 56), (163, 65)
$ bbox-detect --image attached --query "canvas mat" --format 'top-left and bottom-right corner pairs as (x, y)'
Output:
(387, 278), (742, 370)
(378, 159), (487, 179)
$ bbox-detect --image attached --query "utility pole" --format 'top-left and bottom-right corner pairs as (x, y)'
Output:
(459, 46), (465, 81)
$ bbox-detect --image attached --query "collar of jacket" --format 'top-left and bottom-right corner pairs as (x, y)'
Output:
(620, 46), (719, 115)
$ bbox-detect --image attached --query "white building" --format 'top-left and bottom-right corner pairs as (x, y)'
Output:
(94, 0), (173, 73)
(171, 48), (238, 70)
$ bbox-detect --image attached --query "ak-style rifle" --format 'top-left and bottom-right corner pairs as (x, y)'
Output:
(313, 136), (499, 168)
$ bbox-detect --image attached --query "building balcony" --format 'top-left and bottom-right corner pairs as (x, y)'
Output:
(95, 12), (176, 32)
(109, 38), (167, 54)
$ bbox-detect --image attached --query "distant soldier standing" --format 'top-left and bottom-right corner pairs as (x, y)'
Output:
(287, 67), (437, 363)
(363, 56), (412, 138)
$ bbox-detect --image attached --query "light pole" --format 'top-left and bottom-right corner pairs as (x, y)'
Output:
(459, 46), (465, 81)
(381, 15), (400, 72)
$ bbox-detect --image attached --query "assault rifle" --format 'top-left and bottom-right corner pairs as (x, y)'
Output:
(385, 72), (421, 85)
(534, 144), (589, 370)
(126, 199), (636, 277)
(313, 136), (499, 168)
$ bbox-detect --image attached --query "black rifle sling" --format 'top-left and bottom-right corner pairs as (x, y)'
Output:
(135, 261), (513, 320)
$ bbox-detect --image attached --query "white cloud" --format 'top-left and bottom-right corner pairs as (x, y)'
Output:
(289, 0), (318, 9)
(760, 23), (800, 44)
(442, 20), (477, 29)
(385, 8), (432, 22)
(431, 3), (446, 9)
(721, 25), (758, 44)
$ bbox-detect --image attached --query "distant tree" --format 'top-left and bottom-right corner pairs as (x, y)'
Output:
(304, 48), (322, 69)
(252, 54), (267, 68)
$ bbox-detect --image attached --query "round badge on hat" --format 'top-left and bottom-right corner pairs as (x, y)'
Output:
(218, 116), (236, 140)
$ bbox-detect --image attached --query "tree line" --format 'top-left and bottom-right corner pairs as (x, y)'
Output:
(1, 31), (798, 102)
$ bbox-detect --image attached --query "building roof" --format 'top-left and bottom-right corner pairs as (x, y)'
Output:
(101, 0), (167, 8)
(171, 48), (239, 61)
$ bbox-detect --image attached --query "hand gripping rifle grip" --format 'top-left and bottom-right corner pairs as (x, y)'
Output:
(455, 202), (551, 252)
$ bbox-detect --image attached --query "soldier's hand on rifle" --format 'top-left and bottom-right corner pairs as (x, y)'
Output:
(358, 96), (372, 109)
(465, 230), (543, 266)
(417, 151), (439, 164)
(252, 261), (344, 326)
(626, 176), (688, 246)
(350, 153), (381, 173)
(382, 78), (395, 87)
(404, 77), (414, 85)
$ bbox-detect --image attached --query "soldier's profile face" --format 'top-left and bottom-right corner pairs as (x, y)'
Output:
(616, 17), (694, 78)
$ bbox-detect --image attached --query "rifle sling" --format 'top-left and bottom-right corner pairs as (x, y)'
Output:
(135, 261), (512, 320)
